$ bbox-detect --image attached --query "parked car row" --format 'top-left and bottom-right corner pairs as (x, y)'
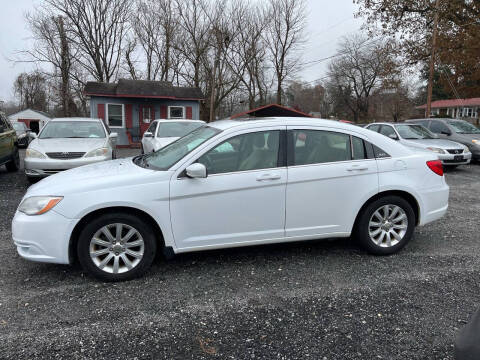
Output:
(365, 122), (472, 167)
(12, 117), (451, 282)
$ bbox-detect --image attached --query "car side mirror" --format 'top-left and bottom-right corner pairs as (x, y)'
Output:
(388, 133), (398, 140)
(185, 163), (207, 179)
(144, 131), (153, 138)
(109, 132), (118, 138)
(29, 132), (37, 139)
(441, 130), (451, 136)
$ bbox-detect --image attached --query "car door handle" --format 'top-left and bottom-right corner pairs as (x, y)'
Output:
(256, 173), (281, 181)
(347, 165), (368, 171)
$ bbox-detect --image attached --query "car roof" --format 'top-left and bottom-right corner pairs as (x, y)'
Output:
(154, 119), (205, 123)
(207, 117), (371, 131)
(51, 117), (103, 122)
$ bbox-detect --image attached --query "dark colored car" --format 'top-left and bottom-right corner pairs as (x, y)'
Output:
(406, 118), (480, 160)
(12, 122), (31, 148)
(0, 114), (20, 172)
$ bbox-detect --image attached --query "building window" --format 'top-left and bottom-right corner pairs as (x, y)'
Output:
(106, 104), (124, 128)
(142, 107), (152, 122)
(465, 108), (473, 118)
(168, 106), (185, 119)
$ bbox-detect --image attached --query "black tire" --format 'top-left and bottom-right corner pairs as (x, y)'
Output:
(353, 195), (415, 255)
(5, 148), (20, 172)
(77, 212), (157, 282)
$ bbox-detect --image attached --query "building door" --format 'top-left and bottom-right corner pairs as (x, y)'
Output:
(139, 106), (155, 136)
(29, 121), (40, 134)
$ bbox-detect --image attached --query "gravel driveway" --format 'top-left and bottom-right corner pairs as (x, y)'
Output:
(0, 149), (479, 359)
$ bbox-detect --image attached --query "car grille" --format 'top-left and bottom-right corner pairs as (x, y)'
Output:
(447, 149), (463, 155)
(46, 152), (86, 160)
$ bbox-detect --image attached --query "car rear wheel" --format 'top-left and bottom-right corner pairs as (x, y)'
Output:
(354, 196), (415, 255)
(77, 213), (157, 281)
(5, 148), (20, 172)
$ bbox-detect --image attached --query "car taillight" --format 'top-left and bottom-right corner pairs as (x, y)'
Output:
(426, 160), (443, 176)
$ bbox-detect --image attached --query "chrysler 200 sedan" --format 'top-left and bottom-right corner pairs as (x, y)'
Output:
(12, 118), (449, 281)
(24, 118), (117, 181)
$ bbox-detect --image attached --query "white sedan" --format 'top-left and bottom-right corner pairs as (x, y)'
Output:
(141, 119), (204, 154)
(12, 118), (449, 281)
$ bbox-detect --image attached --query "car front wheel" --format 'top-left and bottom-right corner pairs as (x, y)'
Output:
(354, 196), (415, 255)
(77, 213), (157, 281)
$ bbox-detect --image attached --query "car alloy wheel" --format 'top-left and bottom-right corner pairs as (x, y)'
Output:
(368, 204), (408, 248)
(89, 223), (145, 274)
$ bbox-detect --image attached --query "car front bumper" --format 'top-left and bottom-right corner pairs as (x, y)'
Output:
(24, 155), (110, 177)
(437, 152), (472, 165)
(12, 210), (78, 264)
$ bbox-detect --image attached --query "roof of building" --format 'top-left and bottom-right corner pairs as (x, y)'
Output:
(416, 98), (480, 109)
(230, 104), (313, 119)
(7, 108), (52, 119)
(84, 79), (204, 100)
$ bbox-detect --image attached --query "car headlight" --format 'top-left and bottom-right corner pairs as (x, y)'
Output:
(426, 147), (445, 154)
(25, 148), (46, 159)
(85, 147), (109, 158)
(463, 145), (471, 153)
(18, 196), (63, 216)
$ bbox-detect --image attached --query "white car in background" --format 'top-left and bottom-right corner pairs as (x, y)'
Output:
(141, 119), (205, 154)
(12, 117), (449, 281)
(24, 118), (117, 182)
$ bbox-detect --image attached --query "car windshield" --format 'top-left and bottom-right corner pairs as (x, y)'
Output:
(157, 121), (204, 138)
(12, 123), (27, 131)
(447, 120), (480, 134)
(396, 124), (436, 139)
(140, 126), (220, 170)
(39, 121), (106, 139)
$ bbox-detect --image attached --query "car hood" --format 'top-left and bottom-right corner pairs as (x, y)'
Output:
(401, 138), (463, 149)
(30, 138), (107, 153)
(26, 157), (172, 197)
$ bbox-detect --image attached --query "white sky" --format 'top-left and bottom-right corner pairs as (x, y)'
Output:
(0, 0), (363, 102)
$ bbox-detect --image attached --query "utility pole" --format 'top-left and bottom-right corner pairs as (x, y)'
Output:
(426, 0), (440, 118)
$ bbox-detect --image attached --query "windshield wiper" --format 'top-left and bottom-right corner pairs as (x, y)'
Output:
(133, 155), (150, 168)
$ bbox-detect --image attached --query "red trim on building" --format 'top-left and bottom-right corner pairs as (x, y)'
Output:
(160, 105), (167, 119)
(97, 104), (105, 121)
(417, 97), (480, 109)
(125, 104), (133, 128)
(230, 103), (313, 119)
(85, 93), (203, 101)
(186, 106), (193, 119)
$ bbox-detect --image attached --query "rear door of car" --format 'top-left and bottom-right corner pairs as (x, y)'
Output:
(285, 126), (379, 238)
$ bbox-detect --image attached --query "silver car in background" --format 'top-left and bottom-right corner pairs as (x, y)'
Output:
(25, 118), (117, 182)
(366, 122), (471, 167)
(141, 119), (205, 154)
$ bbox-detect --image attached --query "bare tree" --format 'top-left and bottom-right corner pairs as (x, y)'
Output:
(264, 0), (306, 104)
(14, 72), (49, 111)
(326, 35), (397, 122)
(46, 0), (130, 83)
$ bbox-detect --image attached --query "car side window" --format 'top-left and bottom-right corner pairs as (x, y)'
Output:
(372, 144), (390, 158)
(379, 125), (398, 139)
(429, 121), (449, 134)
(367, 124), (381, 133)
(352, 136), (368, 160)
(292, 130), (352, 165)
(197, 130), (280, 175)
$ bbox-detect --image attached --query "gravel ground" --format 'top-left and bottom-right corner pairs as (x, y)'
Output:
(0, 149), (479, 359)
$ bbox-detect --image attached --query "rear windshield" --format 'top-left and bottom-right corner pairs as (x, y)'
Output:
(396, 124), (436, 139)
(13, 123), (27, 131)
(157, 122), (204, 138)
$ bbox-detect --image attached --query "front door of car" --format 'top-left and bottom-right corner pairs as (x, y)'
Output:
(285, 127), (379, 238)
(169, 127), (287, 250)
(141, 121), (158, 153)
